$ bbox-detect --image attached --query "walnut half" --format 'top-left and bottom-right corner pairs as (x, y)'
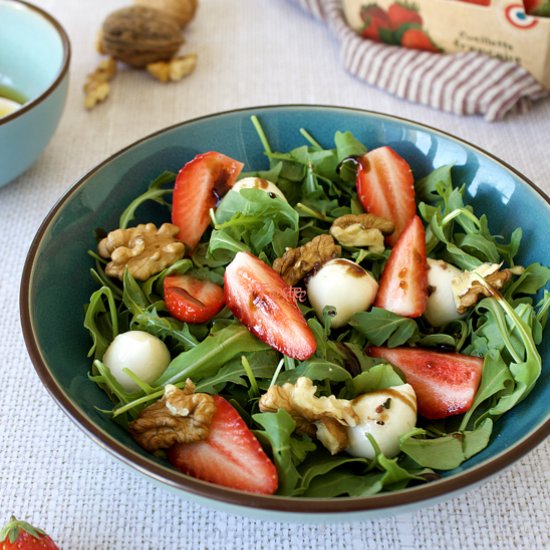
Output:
(98, 222), (185, 281)
(83, 57), (117, 110)
(451, 263), (512, 314)
(129, 381), (216, 452)
(259, 377), (359, 455)
(330, 213), (394, 253)
(272, 234), (341, 286)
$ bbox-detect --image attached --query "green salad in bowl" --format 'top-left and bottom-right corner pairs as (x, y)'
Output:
(83, 115), (550, 499)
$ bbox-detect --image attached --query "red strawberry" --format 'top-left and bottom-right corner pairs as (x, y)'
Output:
(224, 252), (316, 360)
(368, 346), (483, 419)
(360, 5), (391, 41)
(401, 28), (440, 52)
(356, 146), (416, 246)
(0, 516), (58, 550)
(387, 2), (422, 30)
(374, 215), (428, 317)
(167, 395), (278, 494)
(172, 152), (244, 250)
(164, 274), (225, 324)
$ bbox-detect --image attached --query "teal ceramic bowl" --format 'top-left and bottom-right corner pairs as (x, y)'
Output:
(0, 0), (70, 187)
(20, 106), (550, 522)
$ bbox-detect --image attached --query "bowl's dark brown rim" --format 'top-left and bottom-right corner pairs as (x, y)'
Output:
(20, 105), (550, 515)
(0, 0), (71, 125)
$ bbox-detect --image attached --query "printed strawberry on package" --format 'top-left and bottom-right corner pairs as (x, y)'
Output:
(342, 0), (550, 88)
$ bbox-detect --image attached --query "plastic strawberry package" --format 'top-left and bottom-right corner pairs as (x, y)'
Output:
(342, 0), (550, 88)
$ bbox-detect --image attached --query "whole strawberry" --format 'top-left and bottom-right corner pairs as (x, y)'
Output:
(0, 516), (58, 550)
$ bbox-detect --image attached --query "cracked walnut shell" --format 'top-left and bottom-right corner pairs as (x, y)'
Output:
(129, 381), (216, 452)
(98, 223), (185, 281)
(259, 377), (359, 455)
(330, 213), (395, 253)
(147, 53), (197, 82)
(272, 234), (341, 286)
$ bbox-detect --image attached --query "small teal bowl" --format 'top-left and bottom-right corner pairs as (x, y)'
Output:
(0, 0), (70, 187)
(20, 106), (550, 522)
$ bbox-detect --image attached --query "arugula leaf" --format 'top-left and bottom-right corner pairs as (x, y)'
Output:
(155, 323), (271, 386)
(348, 363), (404, 398)
(505, 263), (550, 297)
(419, 174), (522, 269)
(295, 454), (370, 496)
(458, 350), (513, 430)
(301, 471), (385, 497)
(131, 310), (199, 352)
(350, 308), (420, 347)
(122, 269), (151, 316)
(119, 171), (175, 229)
(400, 418), (493, 470)
(212, 187), (299, 260)
(297, 444), (432, 497)
(84, 286), (121, 360)
(415, 164), (453, 203)
(277, 360), (352, 385)
(253, 409), (315, 495)
(195, 351), (279, 393)
(207, 228), (250, 263)
(334, 130), (368, 162)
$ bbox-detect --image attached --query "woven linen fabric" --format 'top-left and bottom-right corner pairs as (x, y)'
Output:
(292, 0), (548, 120)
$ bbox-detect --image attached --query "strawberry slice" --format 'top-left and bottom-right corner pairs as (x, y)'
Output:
(224, 252), (316, 360)
(368, 346), (483, 419)
(167, 395), (278, 494)
(172, 152), (244, 250)
(374, 215), (428, 317)
(164, 274), (225, 324)
(356, 146), (416, 246)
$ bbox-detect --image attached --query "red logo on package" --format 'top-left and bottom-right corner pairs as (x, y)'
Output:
(505, 5), (538, 29)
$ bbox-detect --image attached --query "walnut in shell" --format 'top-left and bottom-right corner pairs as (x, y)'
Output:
(101, 6), (184, 67)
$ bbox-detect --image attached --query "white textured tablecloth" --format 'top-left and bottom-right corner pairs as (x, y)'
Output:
(1, 1), (549, 548)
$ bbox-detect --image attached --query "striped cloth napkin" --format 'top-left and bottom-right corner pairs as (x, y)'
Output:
(292, 0), (548, 120)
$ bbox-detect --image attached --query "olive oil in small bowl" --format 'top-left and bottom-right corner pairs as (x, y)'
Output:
(0, 0), (70, 187)
(0, 85), (26, 118)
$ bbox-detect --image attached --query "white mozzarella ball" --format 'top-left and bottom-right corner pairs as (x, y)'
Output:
(346, 384), (417, 459)
(306, 258), (378, 328)
(424, 258), (464, 326)
(232, 176), (287, 201)
(102, 331), (171, 392)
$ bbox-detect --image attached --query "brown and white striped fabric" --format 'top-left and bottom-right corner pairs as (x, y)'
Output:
(291, 0), (548, 120)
